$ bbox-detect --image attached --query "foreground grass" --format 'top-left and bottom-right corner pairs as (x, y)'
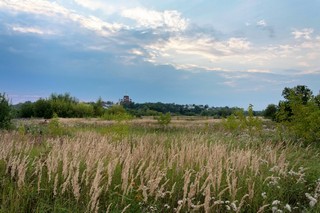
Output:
(0, 118), (320, 212)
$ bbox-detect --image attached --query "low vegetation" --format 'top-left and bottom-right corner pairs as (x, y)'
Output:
(0, 85), (319, 212)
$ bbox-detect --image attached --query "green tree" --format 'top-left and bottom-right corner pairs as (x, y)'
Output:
(276, 85), (320, 144)
(34, 99), (53, 119)
(276, 85), (313, 122)
(264, 104), (277, 120)
(93, 97), (104, 117)
(282, 85), (313, 105)
(0, 93), (12, 129)
(19, 101), (34, 118)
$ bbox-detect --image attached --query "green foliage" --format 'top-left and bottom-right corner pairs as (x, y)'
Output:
(93, 97), (105, 117)
(156, 112), (171, 127)
(275, 85), (320, 144)
(34, 99), (53, 119)
(17, 93), (97, 118)
(19, 101), (34, 118)
(0, 93), (12, 129)
(263, 104), (277, 120)
(287, 100), (320, 144)
(72, 103), (94, 118)
(102, 105), (132, 121)
(47, 113), (68, 136)
(222, 105), (262, 136)
(223, 114), (241, 132)
(282, 85), (313, 105)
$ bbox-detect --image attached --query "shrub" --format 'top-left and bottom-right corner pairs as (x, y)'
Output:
(0, 93), (12, 129)
(102, 105), (132, 121)
(156, 112), (171, 127)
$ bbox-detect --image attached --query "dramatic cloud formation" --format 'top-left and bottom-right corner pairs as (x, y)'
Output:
(121, 7), (188, 32)
(1, 0), (319, 109)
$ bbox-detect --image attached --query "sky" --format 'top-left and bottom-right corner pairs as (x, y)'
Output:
(1, 0), (320, 110)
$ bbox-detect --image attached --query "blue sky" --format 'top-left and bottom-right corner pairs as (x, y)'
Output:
(1, 0), (320, 110)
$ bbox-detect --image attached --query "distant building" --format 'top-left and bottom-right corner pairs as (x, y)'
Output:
(120, 95), (132, 105)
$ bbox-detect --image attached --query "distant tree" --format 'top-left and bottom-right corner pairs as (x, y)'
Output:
(264, 104), (277, 120)
(282, 85), (313, 105)
(93, 97), (104, 117)
(34, 99), (53, 119)
(0, 93), (12, 129)
(19, 101), (35, 118)
(276, 85), (313, 122)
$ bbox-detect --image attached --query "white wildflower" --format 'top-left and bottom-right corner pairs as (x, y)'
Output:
(272, 206), (278, 213)
(214, 200), (224, 205)
(261, 192), (267, 199)
(272, 200), (281, 206)
(177, 200), (183, 205)
(230, 202), (237, 211)
(284, 204), (291, 212)
(164, 204), (170, 209)
(305, 193), (317, 207)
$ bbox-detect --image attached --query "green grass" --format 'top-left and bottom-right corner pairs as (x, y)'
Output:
(0, 117), (319, 212)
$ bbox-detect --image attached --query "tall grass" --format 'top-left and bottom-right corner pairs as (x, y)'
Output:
(0, 119), (319, 212)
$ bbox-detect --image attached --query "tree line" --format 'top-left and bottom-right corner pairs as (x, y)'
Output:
(1, 85), (319, 144)
(7, 93), (245, 119)
(11, 93), (104, 119)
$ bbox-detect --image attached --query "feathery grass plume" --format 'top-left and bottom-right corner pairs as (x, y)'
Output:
(88, 160), (104, 213)
(72, 161), (81, 201)
(121, 153), (131, 196)
(182, 170), (192, 204)
(36, 160), (44, 193)
(121, 204), (131, 213)
(106, 203), (112, 213)
(236, 194), (249, 213)
(61, 166), (72, 194)
(17, 155), (29, 188)
(257, 204), (270, 213)
(155, 179), (169, 201)
(204, 184), (211, 213)
(53, 173), (59, 196)
(247, 181), (255, 201)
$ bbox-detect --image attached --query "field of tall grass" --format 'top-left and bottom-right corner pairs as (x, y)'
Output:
(0, 117), (320, 212)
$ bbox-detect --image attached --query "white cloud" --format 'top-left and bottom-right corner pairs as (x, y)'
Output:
(143, 35), (254, 72)
(257, 19), (267, 27)
(140, 32), (320, 75)
(227, 38), (251, 50)
(129, 49), (144, 56)
(121, 7), (188, 32)
(74, 0), (116, 14)
(0, 0), (124, 37)
(292, 28), (314, 40)
(11, 25), (55, 35)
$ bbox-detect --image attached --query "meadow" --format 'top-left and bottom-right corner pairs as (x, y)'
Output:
(0, 117), (320, 212)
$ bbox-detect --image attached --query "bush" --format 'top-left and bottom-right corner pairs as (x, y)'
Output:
(102, 105), (132, 121)
(156, 112), (171, 127)
(0, 93), (12, 129)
